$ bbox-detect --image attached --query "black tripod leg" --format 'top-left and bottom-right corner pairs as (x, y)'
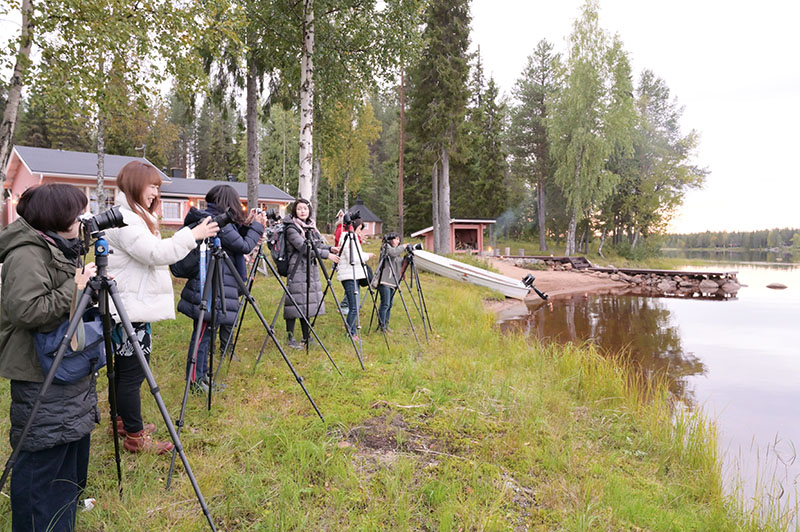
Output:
(258, 254), (341, 375)
(220, 253), (325, 421)
(387, 257), (419, 345)
(222, 248), (262, 365)
(108, 284), (217, 531)
(413, 263), (432, 338)
(100, 289), (124, 495)
(0, 288), (94, 493)
(309, 234), (364, 369)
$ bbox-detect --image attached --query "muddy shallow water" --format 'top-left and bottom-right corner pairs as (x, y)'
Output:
(500, 261), (800, 512)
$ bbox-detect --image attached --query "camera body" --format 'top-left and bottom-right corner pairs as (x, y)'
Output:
(212, 207), (238, 228)
(342, 209), (361, 226)
(405, 243), (423, 253)
(382, 231), (399, 244)
(78, 206), (127, 254)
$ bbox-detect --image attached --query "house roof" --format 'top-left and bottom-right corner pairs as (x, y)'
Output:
(348, 198), (382, 223)
(12, 145), (170, 181)
(161, 177), (294, 203)
(410, 219), (496, 238)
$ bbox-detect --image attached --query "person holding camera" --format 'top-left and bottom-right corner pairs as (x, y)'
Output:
(336, 219), (374, 340)
(177, 184), (265, 392)
(283, 198), (339, 349)
(373, 232), (406, 332)
(105, 161), (218, 455)
(0, 184), (99, 531)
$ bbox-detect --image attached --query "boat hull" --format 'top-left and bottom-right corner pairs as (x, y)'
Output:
(412, 250), (531, 300)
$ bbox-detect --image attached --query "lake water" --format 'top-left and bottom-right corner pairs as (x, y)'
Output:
(500, 253), (800, 517)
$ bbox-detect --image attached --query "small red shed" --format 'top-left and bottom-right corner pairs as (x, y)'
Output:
(410, 219), (495, 254)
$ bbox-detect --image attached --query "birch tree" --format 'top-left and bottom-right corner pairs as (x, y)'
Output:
(548, 0), (635, 255)
(0, 0), (34, 222)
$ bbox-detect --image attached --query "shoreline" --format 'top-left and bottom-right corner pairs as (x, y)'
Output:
(482, 257), (629, 316)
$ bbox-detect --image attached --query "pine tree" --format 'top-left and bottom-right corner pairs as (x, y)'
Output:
(508, 39), (559, 251)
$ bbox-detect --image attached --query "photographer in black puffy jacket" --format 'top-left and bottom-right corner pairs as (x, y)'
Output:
(177, 185), (265, 393)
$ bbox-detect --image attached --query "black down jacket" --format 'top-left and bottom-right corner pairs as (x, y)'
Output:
(177, 205), (264, 326)
(282, 216), (333, 320)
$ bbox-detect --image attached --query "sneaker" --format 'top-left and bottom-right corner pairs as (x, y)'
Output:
(190, 379), (209, 395)
(123, 430), (174, 455)
(108, 416), (155, 438)
(202, 375), (226, 392)
(287, 336), (303, 350)
(303, 337), (317, 348)
(350, 334), (361, 342)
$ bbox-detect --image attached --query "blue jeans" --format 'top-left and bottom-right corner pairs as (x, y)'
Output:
(11, 434), (91, 532)
(378, 285), (395, 328)
(186, 321), (232, 381)
(341, 279), (360, 336)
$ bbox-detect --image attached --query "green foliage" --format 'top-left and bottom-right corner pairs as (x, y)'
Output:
(321, 99), (381, 205)
(194, 96), (245, 181)
(665, 228), (800, 249)
(548, 1), (635, 254)
(260, 104), (300, 193)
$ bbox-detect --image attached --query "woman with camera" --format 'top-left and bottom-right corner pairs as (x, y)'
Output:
(283, 198), (339, 349)
(105, 161), (218, 455)
(374, 232), (406, 332)
(336, 219), (374, 340)
(177, 184), (265, 392)
(0, 184), (98, 531)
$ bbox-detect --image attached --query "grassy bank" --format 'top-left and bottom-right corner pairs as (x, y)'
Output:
(0, 270), (787, 530)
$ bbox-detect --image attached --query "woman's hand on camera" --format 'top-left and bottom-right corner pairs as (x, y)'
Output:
(75, 262), (97, 290)
(255, 212), (267, 226)
(329, 254), (340, 264)
(191, 217), (219, 240)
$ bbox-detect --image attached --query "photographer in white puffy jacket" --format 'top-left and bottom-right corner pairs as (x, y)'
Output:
(335, 219), (373, 340)
(105, 161), (218, 455)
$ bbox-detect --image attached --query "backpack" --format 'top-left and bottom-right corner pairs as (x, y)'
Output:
(267, 223), (290, 276)
(170, 244), (200, 279)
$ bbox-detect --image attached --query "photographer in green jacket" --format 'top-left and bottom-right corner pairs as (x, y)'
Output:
(0, 184), (98, 532)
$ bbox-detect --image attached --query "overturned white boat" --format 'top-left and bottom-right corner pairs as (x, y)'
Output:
(412, 250), (531, 300)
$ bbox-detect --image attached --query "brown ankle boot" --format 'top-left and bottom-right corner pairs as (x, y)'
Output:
(123, 430), (174, 455)
(108, 416), (156, 438)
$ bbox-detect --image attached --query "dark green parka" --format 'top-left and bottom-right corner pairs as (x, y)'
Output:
(0, 217), (98, 451)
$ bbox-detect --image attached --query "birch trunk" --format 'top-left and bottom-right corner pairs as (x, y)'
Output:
(432, 161), (439, 253)
(565, 209), (577, 256)
(246, 63), (259, 210)
(0, 0), (34, 222)
(96, 115), (105, 213)
(343, 171), (350, 212)
(439, 146), (451, 254)
(297, 0), (314, 200)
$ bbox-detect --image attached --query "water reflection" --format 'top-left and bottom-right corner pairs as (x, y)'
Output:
(501, 293), (707, 404)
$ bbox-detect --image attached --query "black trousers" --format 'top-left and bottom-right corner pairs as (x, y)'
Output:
(110, 322), (152, 434)
(11, 434), (91, 532)
(285, 318), (310, 340)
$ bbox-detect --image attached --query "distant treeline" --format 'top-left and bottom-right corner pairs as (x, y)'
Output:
(665, 228), (800, 249)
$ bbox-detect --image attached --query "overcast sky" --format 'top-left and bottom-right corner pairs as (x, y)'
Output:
(470, 0), (800, 233)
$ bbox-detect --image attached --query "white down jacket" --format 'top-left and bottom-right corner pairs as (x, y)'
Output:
(105, 192), (197, 322)
(336, 234), (369, 282)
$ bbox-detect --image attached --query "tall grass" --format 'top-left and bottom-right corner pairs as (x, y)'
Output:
(0, 269), (789, 530)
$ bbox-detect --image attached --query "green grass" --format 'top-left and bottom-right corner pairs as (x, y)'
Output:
(0, 269), (793, 531)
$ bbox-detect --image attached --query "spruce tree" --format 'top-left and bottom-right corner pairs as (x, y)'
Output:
(406, 0), (471, 253)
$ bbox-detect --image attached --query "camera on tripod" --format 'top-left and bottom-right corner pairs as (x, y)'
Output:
(342, 210), (361, 226)
(78, 206), (127, 254)
(211, 207), (238, 228)
(255, 207), (281, 222)
(405, 243), (423, 254)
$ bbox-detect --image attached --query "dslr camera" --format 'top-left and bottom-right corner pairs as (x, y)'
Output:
(78, 206), (127, 253)
(405, 243), (423, 254)
(342, 209), (361, 226)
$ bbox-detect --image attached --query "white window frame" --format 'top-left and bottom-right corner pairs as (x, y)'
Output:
(161, 200), (183, 222)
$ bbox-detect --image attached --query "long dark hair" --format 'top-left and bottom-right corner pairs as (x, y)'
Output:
(17, 184), (87, 232)
(206, 184), (245, 224)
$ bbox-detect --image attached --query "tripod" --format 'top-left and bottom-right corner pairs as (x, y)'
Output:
(0, 232), (217, 531)
(311, 227), (389, 356)
(168, 236), (325, 486)
(396, 249), (432, 341)
(221, 243), (340, 376)
(368, 242), (420, 344)
(279, 225), (366, 369)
